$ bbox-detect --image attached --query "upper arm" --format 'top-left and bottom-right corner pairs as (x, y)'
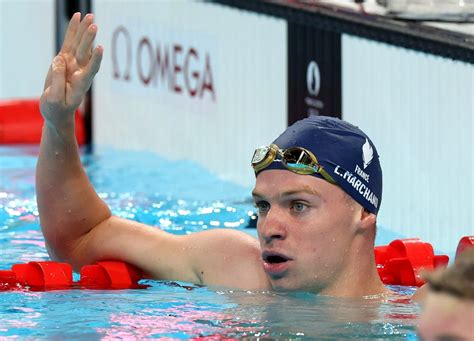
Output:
(69, 216), (269, 289)
(184, 229), (270, 289)
(72, 216), (200, 283)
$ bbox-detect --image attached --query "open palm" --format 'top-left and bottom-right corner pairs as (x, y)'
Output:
(40, 13), (103, 127)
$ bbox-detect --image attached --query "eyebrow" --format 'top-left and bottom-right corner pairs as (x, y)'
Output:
(252, 186), (323, 199)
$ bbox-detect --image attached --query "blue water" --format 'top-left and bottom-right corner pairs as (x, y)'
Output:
(0, 146), (420, 339)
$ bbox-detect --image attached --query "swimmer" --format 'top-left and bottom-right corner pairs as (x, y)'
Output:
(417, 249), (474, 341)
(37, 13), (387, 297)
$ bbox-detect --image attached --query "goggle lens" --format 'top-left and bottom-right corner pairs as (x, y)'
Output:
(281, 148), (320, 175)
(251, 144), (337, 184)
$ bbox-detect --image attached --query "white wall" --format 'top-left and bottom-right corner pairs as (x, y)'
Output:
(90, 1), (473, 254)
(92, 0), (288, 187)
(0, 0), (55, 100)
(342, 34), (474, 253)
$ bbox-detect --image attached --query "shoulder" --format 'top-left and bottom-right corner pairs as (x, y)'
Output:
(184, 229), (270, 290)
(187, 228), (259, 249)
(184, 229), (262, 267)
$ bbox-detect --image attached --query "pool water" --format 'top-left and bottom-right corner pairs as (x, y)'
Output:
(0, 146), (420, 340)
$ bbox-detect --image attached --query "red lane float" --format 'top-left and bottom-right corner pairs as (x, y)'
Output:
(0, 99), (85, 144)
(12, 261), (72, 288)
(375, 235), (474, 287)
(375, 238), (449, 287)
(80, 261), (143, 289)
(456, 236), (474, 259)
(0, 261), (143, 291)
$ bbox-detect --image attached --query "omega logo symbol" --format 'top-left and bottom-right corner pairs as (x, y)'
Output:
(306, 60), (321, 97)
(111, 25), (216, 101)
(112, 26), (132, 81)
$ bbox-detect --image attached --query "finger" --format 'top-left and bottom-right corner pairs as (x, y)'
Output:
(72, 46), (103, 106)
(60, 12), (81, 53)
(76, 23), (97, 66)
(43, 64), (53, 91)
(83, 45), (103, 89)
(72, 13), (94, 55)
(49, 55), (67, 103)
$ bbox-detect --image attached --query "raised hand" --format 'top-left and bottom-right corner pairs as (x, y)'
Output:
(40, 13), (103, 128)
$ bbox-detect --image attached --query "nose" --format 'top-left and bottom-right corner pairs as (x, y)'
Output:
(257, 208), (287, 245)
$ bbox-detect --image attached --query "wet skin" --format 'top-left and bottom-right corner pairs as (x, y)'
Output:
(253, 170), (386, 296)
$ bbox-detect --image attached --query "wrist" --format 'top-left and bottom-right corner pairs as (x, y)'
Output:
(44, 117), (77, 140)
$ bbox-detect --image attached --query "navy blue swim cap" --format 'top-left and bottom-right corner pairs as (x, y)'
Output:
(260, 116), (382, 214)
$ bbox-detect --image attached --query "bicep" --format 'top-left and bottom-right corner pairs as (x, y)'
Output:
(74, 218), (268, 289)
(73, 216), (200, 284)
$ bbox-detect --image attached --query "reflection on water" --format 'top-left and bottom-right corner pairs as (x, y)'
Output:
(98, 305), (263, 339)
(0, 282), (419, 339)
(0, 147), (420, 340)
(223, 289), (419, 339)
(92, 286), (419, 340)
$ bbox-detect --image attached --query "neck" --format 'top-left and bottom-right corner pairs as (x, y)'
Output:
(319, 236), (389, 298)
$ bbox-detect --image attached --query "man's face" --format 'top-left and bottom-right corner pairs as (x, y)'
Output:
(252, 169), (362, 293)
(417, 291), (474, 341)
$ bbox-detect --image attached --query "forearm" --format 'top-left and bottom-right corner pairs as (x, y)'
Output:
(36, 119), (111, 260)
(36, 12), (105, 261)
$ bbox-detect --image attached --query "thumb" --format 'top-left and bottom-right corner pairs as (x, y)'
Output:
(49, 55), (67, 103)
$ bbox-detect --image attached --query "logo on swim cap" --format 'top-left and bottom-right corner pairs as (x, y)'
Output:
(362, 138), (374, 169)
(265, 116), (383, 214)
(306, 61), (321, 97)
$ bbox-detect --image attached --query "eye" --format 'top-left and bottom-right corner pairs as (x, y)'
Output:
(255, 201), (270, 214)
(292, 202), (308, 212)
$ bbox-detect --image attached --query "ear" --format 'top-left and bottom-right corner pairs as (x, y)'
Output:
(357, 208), (377, 231)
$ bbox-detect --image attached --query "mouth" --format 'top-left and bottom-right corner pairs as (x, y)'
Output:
(261, 251), (292, 277)
(263, 253), (290, 263)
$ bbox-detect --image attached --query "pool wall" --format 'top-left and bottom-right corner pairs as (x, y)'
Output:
(90, 1), (473, 255)
(92, 0), (288, 187)
(341, 36), (473, 256)
(0, 0), (55, 100)
(2, 0), (469, 255)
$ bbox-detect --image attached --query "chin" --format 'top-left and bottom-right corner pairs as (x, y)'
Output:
(270, 277), (303, 292)
(270, 277), (326, 294)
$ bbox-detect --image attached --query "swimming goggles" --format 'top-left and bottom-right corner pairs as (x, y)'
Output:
(251, 144), (337, 184)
